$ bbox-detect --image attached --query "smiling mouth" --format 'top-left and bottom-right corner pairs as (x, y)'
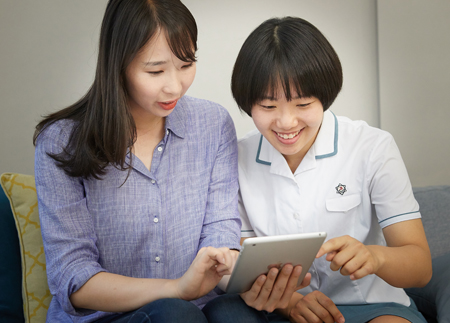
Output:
(275, 130), (301, 140)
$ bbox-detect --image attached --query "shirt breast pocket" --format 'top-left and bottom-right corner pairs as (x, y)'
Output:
(326, 193), (361, 213)
(324, 194), (362, 237)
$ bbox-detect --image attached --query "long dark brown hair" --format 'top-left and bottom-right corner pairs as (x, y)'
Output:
(33, 0), (197, 179)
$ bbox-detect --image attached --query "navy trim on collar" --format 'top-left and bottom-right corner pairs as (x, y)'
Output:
(256, 135), (271, 166)
(315, 111), (338, 160)
(254, 111), (338, 166)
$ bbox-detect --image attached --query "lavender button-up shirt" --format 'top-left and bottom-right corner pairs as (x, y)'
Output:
(35, 96), (241, 322)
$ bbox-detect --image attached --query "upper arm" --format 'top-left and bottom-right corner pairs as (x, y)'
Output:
(382, 219), (430, 253)
(199, 107), (241, 250)
(35, 125), (104, 315)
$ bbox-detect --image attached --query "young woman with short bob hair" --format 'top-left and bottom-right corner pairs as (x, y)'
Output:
(33, 1), (298, 322)
(232, 16), (431, 323)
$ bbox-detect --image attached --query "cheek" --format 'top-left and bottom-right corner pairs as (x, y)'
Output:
(305, 110), (324, 129)
(134, 79), (159, 100)
(182, 69), (196, 91)
(251, 110), (271, 133)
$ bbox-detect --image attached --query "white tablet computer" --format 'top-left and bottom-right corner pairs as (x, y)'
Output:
(225, 232), (327, 294)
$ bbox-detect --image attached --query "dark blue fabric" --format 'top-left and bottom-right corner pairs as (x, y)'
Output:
(202, 294), (268, 323)
(94, 298), (208, 323)
(335, 298), (426, 323)
(406, 253), (450, 323)
(0, 186), (24, 323)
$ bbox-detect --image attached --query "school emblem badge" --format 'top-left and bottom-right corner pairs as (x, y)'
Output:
(335, 183), (347, 195)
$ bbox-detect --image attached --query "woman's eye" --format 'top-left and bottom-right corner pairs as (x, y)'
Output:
(297, 103), (311, 108)
(148, 71), (163, 75)
(260, 104), (275, 109)
(182, 62), (194, 69)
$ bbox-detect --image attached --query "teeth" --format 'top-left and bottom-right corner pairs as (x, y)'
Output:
(277, 131), (299, 139)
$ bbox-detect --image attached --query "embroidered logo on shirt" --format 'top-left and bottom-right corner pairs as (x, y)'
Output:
(335, 183), (347, 195)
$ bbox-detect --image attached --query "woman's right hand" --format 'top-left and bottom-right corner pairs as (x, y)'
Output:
(239, 264), (310, 313)
(175, 246), (237, 301)
(288, 290), (344, 323)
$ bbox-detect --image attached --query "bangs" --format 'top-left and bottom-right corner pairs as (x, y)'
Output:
(157, 0), (198, 62)
(164, 25), (197, 63)
(247, 45), (317, 105)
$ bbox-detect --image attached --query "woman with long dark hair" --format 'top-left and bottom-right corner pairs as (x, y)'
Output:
(33, 1), (274, 322)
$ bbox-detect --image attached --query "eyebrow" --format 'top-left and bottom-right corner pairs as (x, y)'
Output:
(142, 61), (167, 67)
(261, 95), (302, 101)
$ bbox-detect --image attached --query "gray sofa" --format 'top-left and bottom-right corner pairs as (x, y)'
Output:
(405, 185), (450, 322)
(1, 180), (449, 322)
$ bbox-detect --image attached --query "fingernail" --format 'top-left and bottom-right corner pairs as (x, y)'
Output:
(339, 316), (345, 323)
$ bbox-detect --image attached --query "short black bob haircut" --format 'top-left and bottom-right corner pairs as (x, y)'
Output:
(231, 16), (343, 116)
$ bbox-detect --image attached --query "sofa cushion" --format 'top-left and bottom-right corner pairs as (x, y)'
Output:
(0, 173), (52, 323)
(413, 185), (450, 258)
(406, 252), (450, 323)
(0, 179), (24, 322)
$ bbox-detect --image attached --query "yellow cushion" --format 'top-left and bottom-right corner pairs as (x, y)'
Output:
(0, 173), (51, 323)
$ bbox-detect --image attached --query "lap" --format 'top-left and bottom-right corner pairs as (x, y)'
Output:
(94, 298), (207, 323)
(95, 294), (268, 323)
(202, 293), (268, 323)
(259, 298), (428, 323)
(335, 299), (427, 323)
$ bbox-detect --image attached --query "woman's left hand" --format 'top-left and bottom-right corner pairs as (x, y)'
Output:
(316, 235), (382, 280)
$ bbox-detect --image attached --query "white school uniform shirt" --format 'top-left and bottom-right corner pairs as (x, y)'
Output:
(238, 110), (420, 306)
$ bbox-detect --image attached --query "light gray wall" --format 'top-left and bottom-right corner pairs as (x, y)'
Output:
(0, 1), (378, 175)
(0, 1), (107, 175)
(184, 0), (379, 137)
(378, 0), (450, 186)
(0, 1), (448, 187)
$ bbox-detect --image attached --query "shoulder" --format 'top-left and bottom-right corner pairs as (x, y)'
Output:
(35, 119), (76, 150)
(179, 95), (232, 125)
(238, 129), (261, 150)
(335, 114), (394, 151)
(177, 96), (236, 144)
(238, 129), (262, 169)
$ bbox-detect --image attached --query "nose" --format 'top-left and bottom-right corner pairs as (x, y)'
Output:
(276, 106), (299, 130)
(162, 70), (183, 97)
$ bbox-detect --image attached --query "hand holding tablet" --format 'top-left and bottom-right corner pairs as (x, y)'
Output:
(226, 232), (327, 294)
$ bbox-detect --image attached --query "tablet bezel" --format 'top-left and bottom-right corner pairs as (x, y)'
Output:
(225, 232), (327, 294)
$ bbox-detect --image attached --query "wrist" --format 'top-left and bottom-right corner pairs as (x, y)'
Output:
(367, 245), (386, 275)
(164, 278), (184, 300)
(275, 292), (303, 318)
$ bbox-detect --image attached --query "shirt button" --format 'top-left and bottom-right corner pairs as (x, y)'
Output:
(155, 256), (161, 262)
(153, 218), (159, 223)
(157, 146), (163, 152)
(293, 213), (300, 219)
(151, 179), (156, 184)
(166, 130), (169, 135)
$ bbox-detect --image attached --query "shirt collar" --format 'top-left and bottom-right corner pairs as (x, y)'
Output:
(165, 97), (187, 139)
(124, 97), (189, 173)
(314, 110), (338, 159)
(255, 110), (338, 166)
